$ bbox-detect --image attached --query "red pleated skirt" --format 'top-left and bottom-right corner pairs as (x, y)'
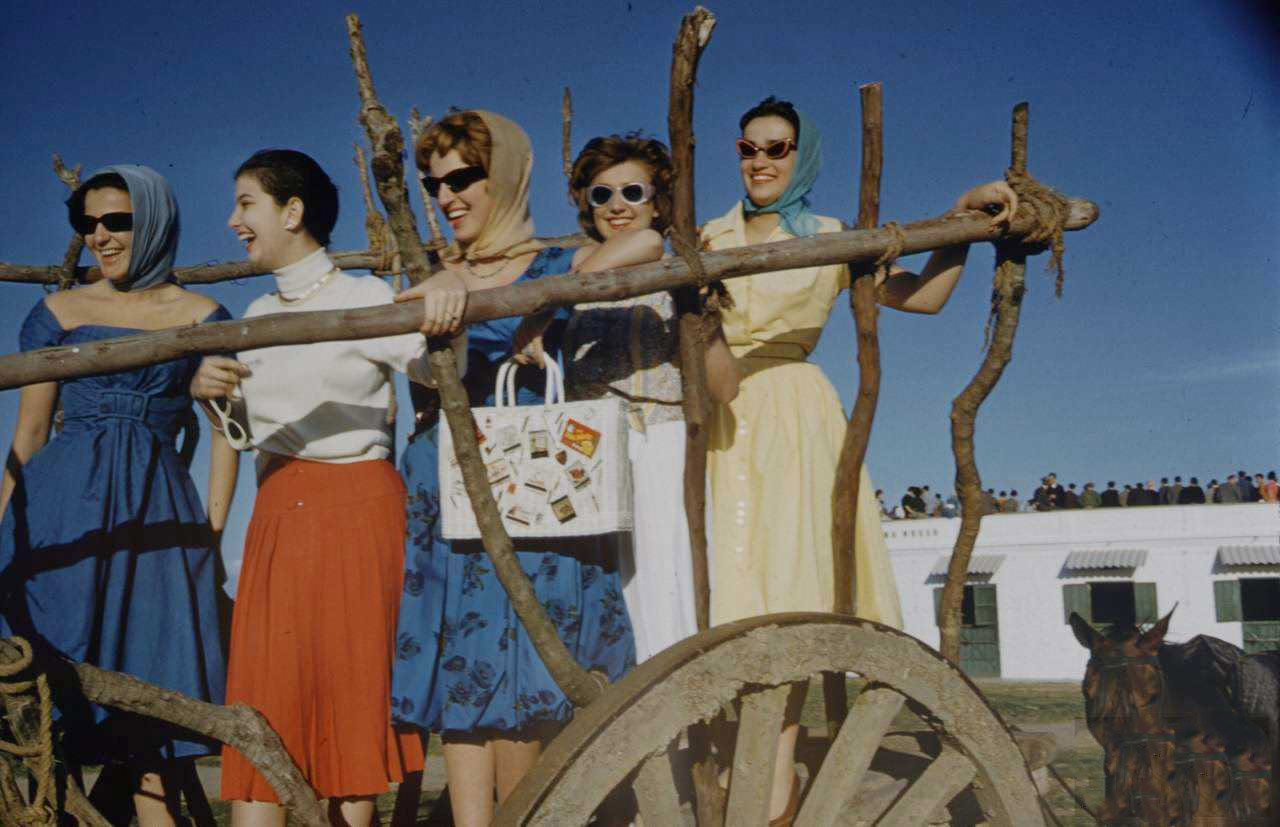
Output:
(220, 458), (424, 802)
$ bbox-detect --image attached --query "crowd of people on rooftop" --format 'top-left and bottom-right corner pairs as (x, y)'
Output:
(881, 470), (1279, 520)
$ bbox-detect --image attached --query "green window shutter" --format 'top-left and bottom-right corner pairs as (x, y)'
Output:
(1134, 582), (1158, 624)
(972, 585), (998, 626)
(1063, 583), (1091, 624)
(1214, 579), (1241, 622)
(933, 587), (943, 625)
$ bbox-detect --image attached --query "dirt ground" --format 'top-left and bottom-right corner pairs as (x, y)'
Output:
(75, 679), (1101, 825)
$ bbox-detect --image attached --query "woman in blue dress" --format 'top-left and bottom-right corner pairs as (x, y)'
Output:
(391, 110), (635, 827)
(0, 165), (237, 825)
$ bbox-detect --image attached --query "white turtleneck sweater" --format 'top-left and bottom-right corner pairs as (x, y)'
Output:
(237, 248), (461, 466)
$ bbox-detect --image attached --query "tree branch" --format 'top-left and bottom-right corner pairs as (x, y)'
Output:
(344, 14), (601, 708)
(938, 102), (1032, 665)
(561, 87), (573, 181)
(0, 637), (325, 824)
(0, 201), (1098, 391)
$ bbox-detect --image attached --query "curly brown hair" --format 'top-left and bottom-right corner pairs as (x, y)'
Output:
(415, 110), (492, 174)
(569, 133), (673, 242)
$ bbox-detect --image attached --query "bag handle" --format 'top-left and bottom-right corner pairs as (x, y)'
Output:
(493, 357), (565, 408)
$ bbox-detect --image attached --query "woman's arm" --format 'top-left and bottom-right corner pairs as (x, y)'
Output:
(0, 382), (58, 519)
(876, 180), (1017, 315)
(205, 428), (239, 541)
(704, 326), (740, 404)
(514, 231), (665, 366)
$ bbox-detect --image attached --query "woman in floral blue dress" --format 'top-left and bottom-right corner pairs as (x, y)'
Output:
(391, 110), (635, 827)
(0, 165), (236, 826)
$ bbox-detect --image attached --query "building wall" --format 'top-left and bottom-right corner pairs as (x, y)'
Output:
(883, 503), (1280, 680)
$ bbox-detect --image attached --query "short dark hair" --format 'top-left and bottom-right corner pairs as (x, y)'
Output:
(235, 149), (339, 246)
(66, 172), (130, 232)
(569, 133), (673, 242)
(1174, 476), (1181, 482)
(1161, 477), (1169, 484)
(1190, 477), (1199, 484)
(739, 95), (801, 139)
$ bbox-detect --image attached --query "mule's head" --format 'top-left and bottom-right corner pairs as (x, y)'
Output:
(1072, 609), (1175, 745)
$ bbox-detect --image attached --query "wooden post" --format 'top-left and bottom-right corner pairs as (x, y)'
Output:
(938, 102), (1031, 665)
(825, 79), (886, 746)
(345, 14), (602, 708)
(52, 155), (84, 289)
(561, 86), (573, 181)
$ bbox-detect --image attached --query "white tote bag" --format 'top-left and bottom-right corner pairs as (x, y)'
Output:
(438, 358), (632, 539)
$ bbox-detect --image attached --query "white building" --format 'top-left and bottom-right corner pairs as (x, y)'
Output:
(884, 503), (1280, 680)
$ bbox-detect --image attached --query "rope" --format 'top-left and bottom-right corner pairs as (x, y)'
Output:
(668, 230), (731, 316)
(1004, 167), (1071, 298)
(0, 637), (57, 826)
(873, 221), (906, 275)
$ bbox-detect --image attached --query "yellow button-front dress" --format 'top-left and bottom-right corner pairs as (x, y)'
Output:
(702, 202), (903, 629)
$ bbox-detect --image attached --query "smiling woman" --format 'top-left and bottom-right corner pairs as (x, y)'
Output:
(0, 165), (235, 827)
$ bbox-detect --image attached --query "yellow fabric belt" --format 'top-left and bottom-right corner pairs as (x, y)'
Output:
(730, 341), (811, 361)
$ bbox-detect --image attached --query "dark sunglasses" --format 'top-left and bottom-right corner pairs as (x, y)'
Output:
(587, 182), (655, 208)
(421, 165), (487, 199)
(73, 212), (133, 236)
(735, 138), (796, 160)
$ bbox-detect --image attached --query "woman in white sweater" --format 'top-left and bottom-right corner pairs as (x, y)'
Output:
(189, 149), (454, 827)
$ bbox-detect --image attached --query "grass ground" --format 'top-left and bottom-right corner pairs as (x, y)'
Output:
(76, 680), (1103, 825)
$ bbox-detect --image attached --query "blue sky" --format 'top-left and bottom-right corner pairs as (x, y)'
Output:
(1, 1), (1276, 589)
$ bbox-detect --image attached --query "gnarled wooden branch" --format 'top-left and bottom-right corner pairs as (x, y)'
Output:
(408, 108), (446, 247)
(0, 637), (325, 824)
(345, 14), (602, 709)
(0, 201), (1098, 391)
(668, 5), (716, 635)
(52, 155), (85, 291)
(938, 103), (1033, 665)
(561, 87), (573, 181)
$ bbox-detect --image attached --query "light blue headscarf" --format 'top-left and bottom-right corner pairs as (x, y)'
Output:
(741, 107), (822, 238)
(75, 164), (179, 291)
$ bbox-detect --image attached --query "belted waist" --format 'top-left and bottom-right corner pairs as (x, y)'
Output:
(731, 342), (811, 361)
(60, 387), (192, 437)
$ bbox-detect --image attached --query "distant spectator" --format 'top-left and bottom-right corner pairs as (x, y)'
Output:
(1132, 482), (1156, 506)
(1033, 477), (1057, 511)
(1157, 477), (1171, 504)
(1100, 481), (1121, 508)
(1164, 476), (1182, 505)
(1081, 482), (1101, 509)
(1209, 479), (1221, 503)
(1005, 489), (1021, 513)
(1120, 484), (1131, 506)
(1220, 474), (1241, 504)
(1262, 472), (1279, 504)
(902, 486), (928, 518)
(1178, 476), (1206, 504)
(942, 495), (959, 518)
(1145, 480), (1160, 504)
(1237, 470), (1255, 502)
(930, 494), (945, 517)
(1047, 473), (1065, 506)
(1062, 483), (1081, 509)
(996, 490), (1008, 510)
(981, 488), (999, 515)
(1252, 474), (1266, 503)
(876, 488), (889, 518)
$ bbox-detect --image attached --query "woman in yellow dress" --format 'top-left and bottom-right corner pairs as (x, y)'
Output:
(703, 96), (1016, 824)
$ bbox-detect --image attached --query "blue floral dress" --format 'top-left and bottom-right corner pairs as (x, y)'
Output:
(391, 247), (635, 733)
(0, 300), (230, 761)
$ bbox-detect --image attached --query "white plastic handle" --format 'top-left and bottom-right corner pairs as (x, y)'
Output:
(493, 358), (565, 408)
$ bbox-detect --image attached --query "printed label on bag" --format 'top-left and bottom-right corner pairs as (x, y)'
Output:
(561, 418), (601, 458)
(550, 494), (577, 523)
(566, 461), (590, 490)
(506, 503), (535, 526)
(524, 468), (554, 494)
(485, 457), (511, 486)
(528, 429), (549, 459)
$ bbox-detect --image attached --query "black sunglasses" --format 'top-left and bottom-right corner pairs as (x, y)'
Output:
(421, 165), (487, 199)
(73, 211), (133, 236)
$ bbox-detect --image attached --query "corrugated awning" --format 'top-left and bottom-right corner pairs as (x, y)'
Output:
(930, 554), (1005, 577)
(1064, 549), (1148, 570)
(1218, 545), (1280, 566)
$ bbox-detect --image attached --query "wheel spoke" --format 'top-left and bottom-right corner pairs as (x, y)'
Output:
(794, 685), (904, 827)
(875, 744), (976, 827)
(724, 684), (792, 827)
(633, 749), (685, 826)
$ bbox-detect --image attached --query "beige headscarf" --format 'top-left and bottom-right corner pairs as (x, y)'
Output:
(443, 110), (545, 265)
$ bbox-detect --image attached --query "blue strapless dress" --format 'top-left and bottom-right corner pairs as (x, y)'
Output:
(0, 300), (230, 761)
(391, 247), (635, 733)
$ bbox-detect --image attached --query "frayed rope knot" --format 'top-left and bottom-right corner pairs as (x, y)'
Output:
(0, 637), (57, 826)
(1004, 168), (1071, 297)
(874, 221), (907, 277)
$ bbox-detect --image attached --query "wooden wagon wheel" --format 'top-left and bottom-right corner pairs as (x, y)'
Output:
(497, 613), (1043, 826)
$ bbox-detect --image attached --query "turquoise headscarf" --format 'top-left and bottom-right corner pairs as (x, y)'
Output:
(71, 164), (179, 291)
(741, 107), (822, 238)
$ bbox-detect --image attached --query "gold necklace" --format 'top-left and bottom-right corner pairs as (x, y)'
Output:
(276, 268), (337, 304)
